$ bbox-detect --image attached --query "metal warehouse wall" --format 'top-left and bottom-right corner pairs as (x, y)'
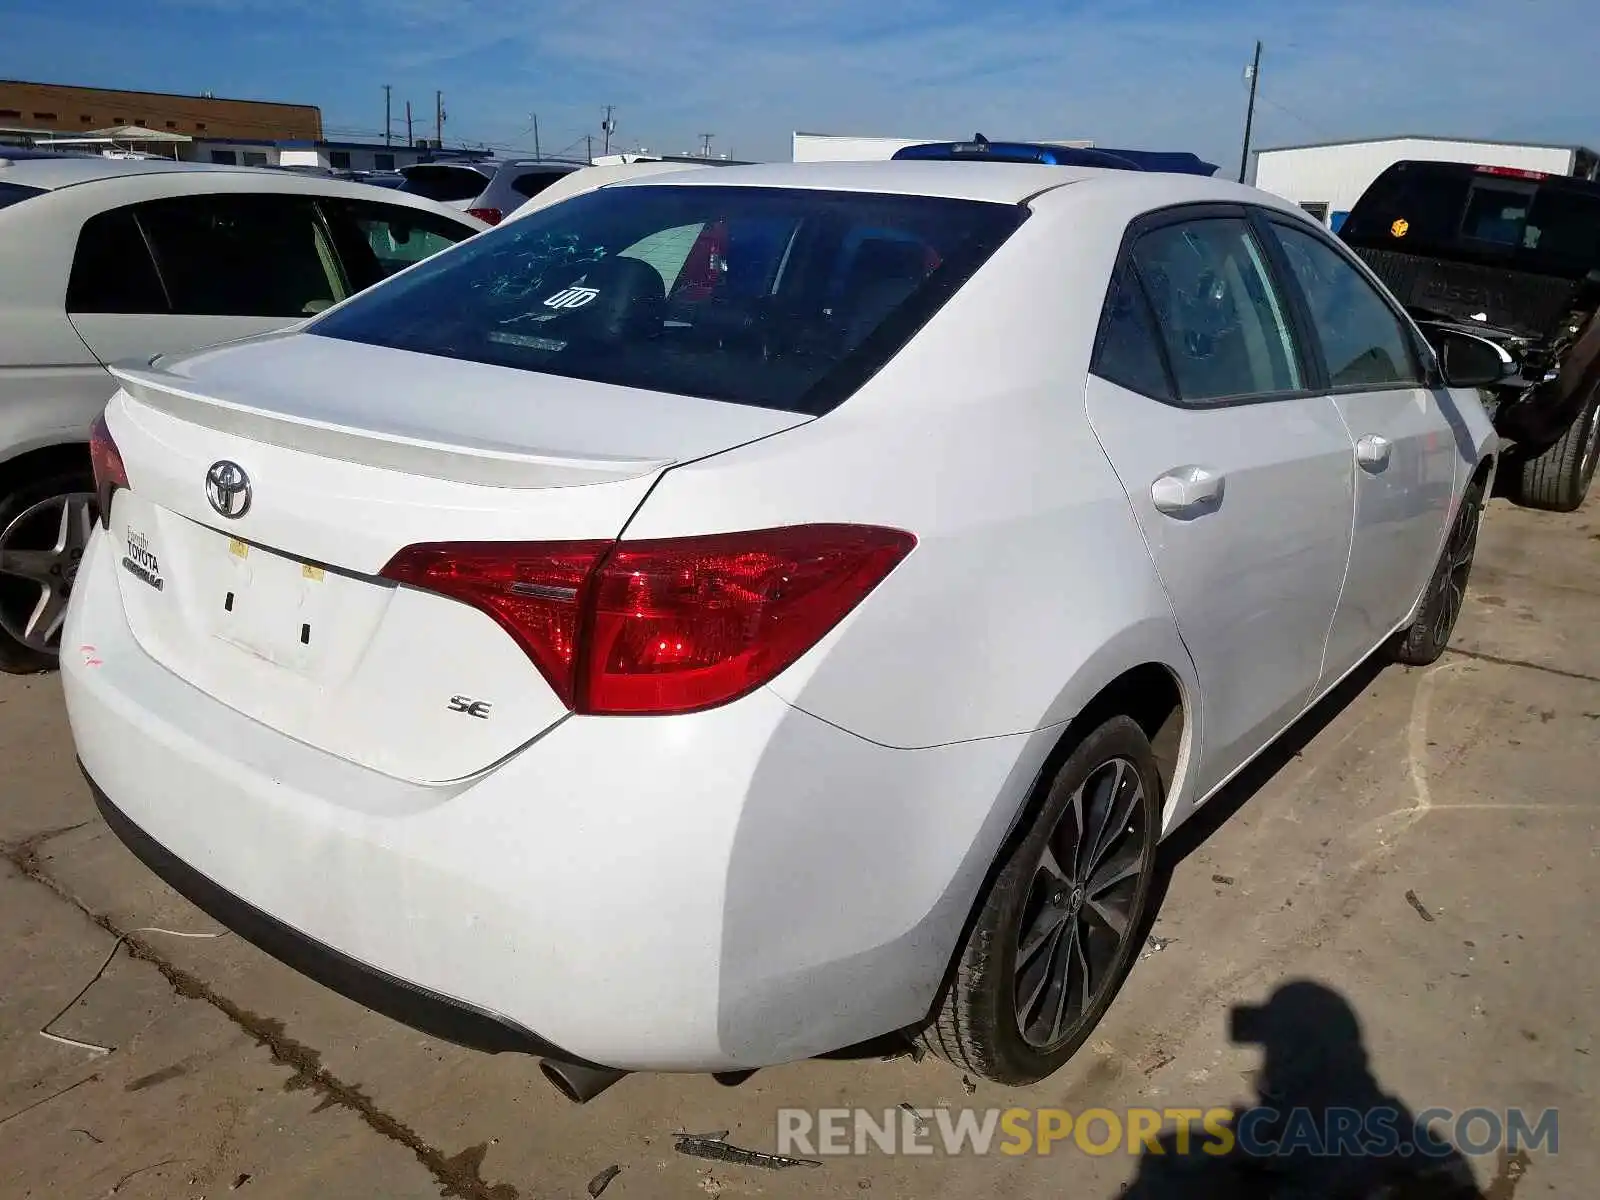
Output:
(1254, 138), (1576, 225)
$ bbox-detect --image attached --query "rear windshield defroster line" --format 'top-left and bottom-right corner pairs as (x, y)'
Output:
(309, 184), (1028, 415)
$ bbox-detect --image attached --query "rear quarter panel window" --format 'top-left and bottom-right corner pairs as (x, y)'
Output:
(1092, 263), (1174, 400)
(67, 207), (169, 314)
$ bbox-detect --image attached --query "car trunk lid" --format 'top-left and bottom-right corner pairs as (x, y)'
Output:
(100, 332), (809, 783)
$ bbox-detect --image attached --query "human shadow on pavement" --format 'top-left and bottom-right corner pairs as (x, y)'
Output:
(1112, 979), (1488, 1200)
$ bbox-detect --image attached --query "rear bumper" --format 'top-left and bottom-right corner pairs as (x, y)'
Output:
(85, 766), (585, 1061)
(63, 530), (1047, 1070)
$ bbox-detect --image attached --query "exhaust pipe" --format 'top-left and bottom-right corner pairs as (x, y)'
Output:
(540, 1058), (628, 1104)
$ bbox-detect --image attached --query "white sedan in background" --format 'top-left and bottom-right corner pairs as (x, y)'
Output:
(0, 154), (484, 671)
(64, 159), (1502, 1098)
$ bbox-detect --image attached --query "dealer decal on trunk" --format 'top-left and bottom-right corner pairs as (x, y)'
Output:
(121, 527), (164, 592)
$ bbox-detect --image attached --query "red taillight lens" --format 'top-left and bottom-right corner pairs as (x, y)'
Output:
(1473, 164), (1548, 180)
(467, 206), (503, 224)
(380, 525), (916, 716)
(582, 525), (916, 714)
(88, 411), (129, 529)
(380, 540), (611, 707)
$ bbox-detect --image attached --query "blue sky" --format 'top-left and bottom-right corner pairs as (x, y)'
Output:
(3, 0), (1596, 167)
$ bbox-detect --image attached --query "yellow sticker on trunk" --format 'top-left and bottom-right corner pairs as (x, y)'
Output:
(228, 539), (248, 558)
(302, 564), (325, 582)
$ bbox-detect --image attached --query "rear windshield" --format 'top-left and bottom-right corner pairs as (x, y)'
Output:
(310, 184), (1026, 414)
(399, 165), (490, 203)
(0, 182), (44, 211)
(1342, 163), (1600, 276)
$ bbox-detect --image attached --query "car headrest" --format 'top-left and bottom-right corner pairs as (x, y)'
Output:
(542, 255), (665, 343)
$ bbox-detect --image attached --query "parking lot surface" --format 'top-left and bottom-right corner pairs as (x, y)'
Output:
(2, 496), (1595, 1199)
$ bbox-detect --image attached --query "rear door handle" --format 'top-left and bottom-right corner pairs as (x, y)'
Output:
(1151, 466), (1226, 517)
(1356, 434), (1392, 471)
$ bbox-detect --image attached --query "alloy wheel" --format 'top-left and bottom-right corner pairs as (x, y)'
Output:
(1014, 756), (1149, 1050)
(0, 492), (96, 654)
(1431, 490), (1482, 650)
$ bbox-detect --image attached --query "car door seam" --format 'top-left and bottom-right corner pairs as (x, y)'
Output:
(1314, 397), (1362, 693)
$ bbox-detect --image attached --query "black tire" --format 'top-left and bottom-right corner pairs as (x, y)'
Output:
(0, 468), (97, 674)
(1503, 388), (1600, 513)
(920, 715), (1161, 1085)
(1387, 475), (1484, 667)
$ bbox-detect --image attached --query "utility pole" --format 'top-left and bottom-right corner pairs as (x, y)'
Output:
(699, 132), (714, 158)
(383, 84), (392, 147)
(1238, 39), (1262, 183)
(585, 134), (594, 164)
(601, 105), (616, 155)
(531, 113), (540, 160)
(405, 100), (413, 146)
(435, 90), (445, 147)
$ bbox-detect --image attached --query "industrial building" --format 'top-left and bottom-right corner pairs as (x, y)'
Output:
(793, 132), (1093, 161)
(1254, 135), (1600, 228)
(0, 78), (321, 143)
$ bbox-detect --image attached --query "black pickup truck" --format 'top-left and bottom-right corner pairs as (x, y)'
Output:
(1341, 159), (1600, 511)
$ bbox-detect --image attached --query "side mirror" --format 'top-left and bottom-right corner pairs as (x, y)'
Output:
(1428, 328), (1522, 388)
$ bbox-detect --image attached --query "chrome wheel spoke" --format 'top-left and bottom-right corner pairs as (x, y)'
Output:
(1088, 847), (1142, 898)
(1038, 844), (1071, 884)
(1084, 893), (1131, 940)
(1017, 920), (1066, 1026)
(1069, 918), (1093, 1017)
(1017, 906), (1066, 972)
(0, 492), (94, 654)
(22, 583), (69, 647)
(1083, 761), (1142, 878)
(0, 546), (57, 584)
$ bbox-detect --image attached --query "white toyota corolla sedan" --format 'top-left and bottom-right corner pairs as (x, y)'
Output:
(63, 158), (1504, 1098)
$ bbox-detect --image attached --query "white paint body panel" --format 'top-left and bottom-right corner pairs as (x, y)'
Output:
(63, 162), (1497, 1069)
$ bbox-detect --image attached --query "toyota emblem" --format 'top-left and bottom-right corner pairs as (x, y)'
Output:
(205, 460), (252, 519)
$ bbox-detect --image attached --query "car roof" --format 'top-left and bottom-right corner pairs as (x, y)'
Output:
(0, 156), (489, 224)
(401, 160), (496, 176)
(0, 155), (271, 192)
(608, 158), (1285, 209)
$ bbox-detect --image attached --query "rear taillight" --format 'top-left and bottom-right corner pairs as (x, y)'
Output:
(467, 206), (503, 224)
(1473, 164), (1548, 180)
(88, 412), (128, 529)
(381, 525), (916, 716)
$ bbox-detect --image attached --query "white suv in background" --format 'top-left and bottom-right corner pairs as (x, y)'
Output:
(399, 159), (579, 224)
(0, 154), (484, 671)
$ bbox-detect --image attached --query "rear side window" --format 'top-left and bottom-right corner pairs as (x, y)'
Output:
(0, 182), (44, 211)
(133, 193), (347, 317)
(67, 208), (169, 314)
(310, 184), (1026, 415)
(399, 166), (489, 203)
(1269, 222), (1423, 389)
(510, 171), (568, 200)
(1131, 218), (1303, 403)
(1092, 263), (1173, 400)
(318, 197), (474, 288)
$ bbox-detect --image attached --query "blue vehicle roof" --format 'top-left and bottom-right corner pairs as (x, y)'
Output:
(891, 135), (1218, 177)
